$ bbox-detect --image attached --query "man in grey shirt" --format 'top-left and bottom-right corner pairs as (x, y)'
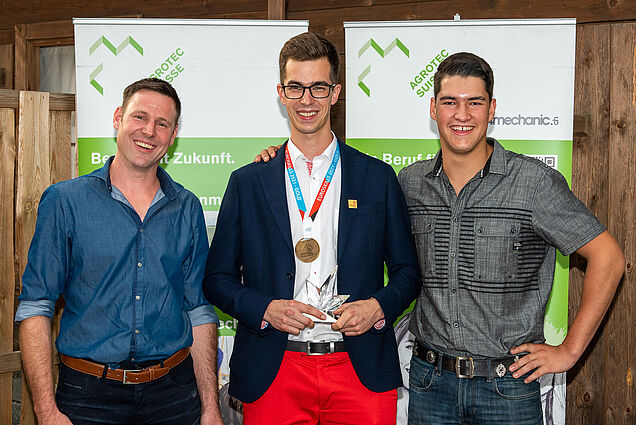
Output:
(399, 52), (624, 424)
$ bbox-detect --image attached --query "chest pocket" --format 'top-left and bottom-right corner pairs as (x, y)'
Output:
(473, 218), (520, 283)
(411, 216), (436, 277)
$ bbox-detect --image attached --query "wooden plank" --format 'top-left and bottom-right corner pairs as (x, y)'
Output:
(14, 25), (39, 91)
(16, 91), (50, 425)
(0, 0), (267, 29)
(23, 20), (74, 46)
(604, 21), (635, 425)
(16, 91), (50, 312)
(49, 93), (75, 111)
(0, 89), (19, 108)
(0, 0), (632, 29)
(288, 0), (636, 22)
(0, 29), (12, 45)
(566, 23), (611, 425)
(14, 25), (27, 91)
(0, 351), (21, 374)
(0, 90), (74, 111)
(0, 107), (15, 425)
(268, 0), (286, 20)
(0, 44), (13, 89)
(49, 111), (72, 183)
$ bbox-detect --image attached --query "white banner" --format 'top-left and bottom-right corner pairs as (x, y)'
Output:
(345, 19), (575, 425)
(74, 19), (308, 401)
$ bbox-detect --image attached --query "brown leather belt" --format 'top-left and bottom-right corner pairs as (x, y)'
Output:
(60, 347), (190, 384)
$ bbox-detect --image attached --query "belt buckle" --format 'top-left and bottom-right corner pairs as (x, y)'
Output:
(122, 369), (142, 384)
(455, 356), (474, 378)
(306, 342), (334, 356)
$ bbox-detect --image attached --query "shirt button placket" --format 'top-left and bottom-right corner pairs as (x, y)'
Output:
(134, 226), (145, 347)
(449, 187), (467, 346)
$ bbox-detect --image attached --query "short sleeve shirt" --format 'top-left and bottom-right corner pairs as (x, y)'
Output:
(397, 139), (605, 358)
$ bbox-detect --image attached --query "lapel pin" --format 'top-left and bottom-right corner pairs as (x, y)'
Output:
(348, 199), (357, 209)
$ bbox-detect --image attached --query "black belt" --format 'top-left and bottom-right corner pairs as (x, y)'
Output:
(414, 341), (517, 378)
(286, 340), (346, 355)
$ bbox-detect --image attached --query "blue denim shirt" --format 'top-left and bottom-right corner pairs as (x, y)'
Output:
(16, 158), (219, 364)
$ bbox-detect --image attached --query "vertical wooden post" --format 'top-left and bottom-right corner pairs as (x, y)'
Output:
(0, 106), (16, 425)
(268, 0), (286, 20)
(604, 21), (635, 425)
(14, 25), (39, 92)
(17, 91), (50, 425)
(568, 22), (611, 423)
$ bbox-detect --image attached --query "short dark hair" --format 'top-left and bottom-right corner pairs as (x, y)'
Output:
(121, 78), (181, 123)
(434, 52), (494, 101)
(279, 32), (339, 83)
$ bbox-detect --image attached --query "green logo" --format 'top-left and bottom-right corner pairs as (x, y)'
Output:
(357, 38), (409, 97)
(88, 36), (144, 95)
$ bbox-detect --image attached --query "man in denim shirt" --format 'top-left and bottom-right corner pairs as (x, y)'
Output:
(399, 53), (625, 424)
(16, 78), (223, 425)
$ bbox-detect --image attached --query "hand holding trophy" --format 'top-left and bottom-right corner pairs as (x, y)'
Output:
(303, 265), (349, 323)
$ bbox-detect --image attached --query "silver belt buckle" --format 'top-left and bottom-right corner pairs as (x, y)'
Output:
(122, 369), (142, 384)
(455, 356), (474, 378)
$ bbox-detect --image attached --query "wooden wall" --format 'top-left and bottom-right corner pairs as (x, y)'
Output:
(569, 22), (635, 425)
(0, 1), (633, 424)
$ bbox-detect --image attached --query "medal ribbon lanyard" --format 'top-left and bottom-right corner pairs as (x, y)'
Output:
(285, 143), (340, 239)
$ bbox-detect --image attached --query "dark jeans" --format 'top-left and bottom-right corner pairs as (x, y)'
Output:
(408, 355), (542, 425)
(55, 355), (201, 425)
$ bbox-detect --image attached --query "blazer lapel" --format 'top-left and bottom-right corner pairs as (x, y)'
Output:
(257, 142), (294, 255)
(337, 141), (368, 263)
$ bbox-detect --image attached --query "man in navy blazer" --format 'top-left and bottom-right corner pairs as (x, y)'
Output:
(203, 32), (420, 425)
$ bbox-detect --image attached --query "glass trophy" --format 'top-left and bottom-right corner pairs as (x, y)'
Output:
(303, 265), (349, 323)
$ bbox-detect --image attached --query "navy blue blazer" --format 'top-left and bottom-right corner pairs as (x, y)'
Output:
(203, 140), (421, 403)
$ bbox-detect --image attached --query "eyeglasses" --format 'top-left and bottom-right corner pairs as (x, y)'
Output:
(281, 83), (337, 99)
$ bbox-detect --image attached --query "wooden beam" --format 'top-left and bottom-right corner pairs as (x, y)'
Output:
(23, 20), (74, 46)
(567, 23), (611, 424)
(14, 25), (27, 91)
(0, 90), (74, 110)
(14, 24), (39, 91)
(604, 21), (635, 425)
(0, 352), (20, 375)
(268, 0), (286, 20)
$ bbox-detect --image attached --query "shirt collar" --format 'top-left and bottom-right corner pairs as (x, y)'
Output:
(428, 137), (505, 178)
(91, 156), (180, 201)
(287, 132), (338, 164)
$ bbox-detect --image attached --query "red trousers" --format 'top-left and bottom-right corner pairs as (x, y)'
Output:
(243, 350), (397, 425)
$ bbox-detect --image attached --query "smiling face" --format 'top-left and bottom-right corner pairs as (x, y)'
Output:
(431, 75), (496, 157)
(112, 89), (178, 175)
(277, 58), (341, 144)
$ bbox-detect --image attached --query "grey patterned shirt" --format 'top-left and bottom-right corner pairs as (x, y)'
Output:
(398, 138), (605, 358)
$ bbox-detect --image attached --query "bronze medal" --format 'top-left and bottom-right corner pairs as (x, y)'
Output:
(295, 238), (320, 263)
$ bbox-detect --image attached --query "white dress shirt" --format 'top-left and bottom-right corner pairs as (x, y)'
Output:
(285, 134), (342, 342)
